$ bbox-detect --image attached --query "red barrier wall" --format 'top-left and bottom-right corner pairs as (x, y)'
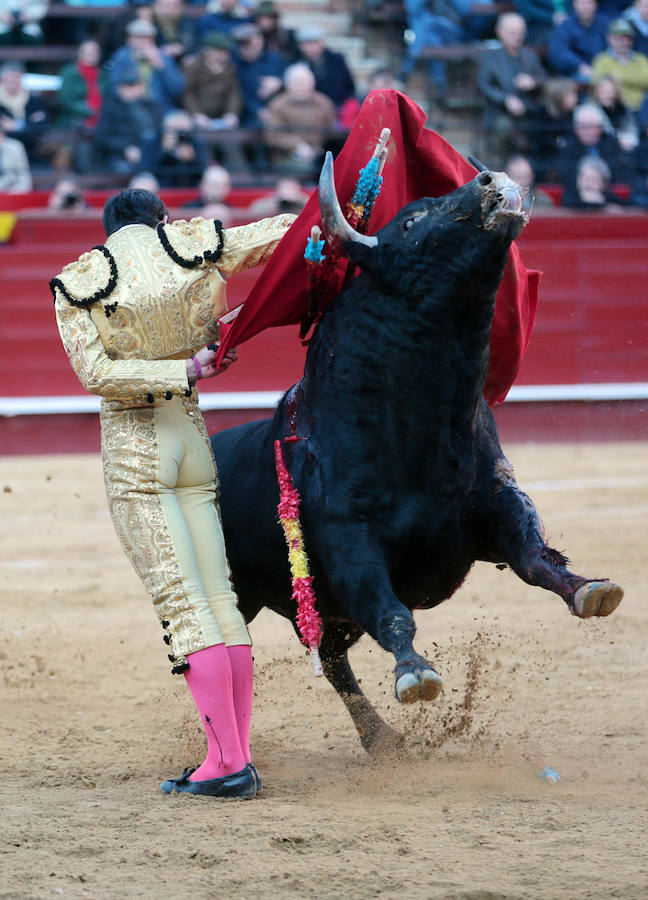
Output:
(1, 211), (647, 452)
(515, 214), (648, 385)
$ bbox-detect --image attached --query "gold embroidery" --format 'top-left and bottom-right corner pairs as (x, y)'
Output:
(54, 289), (188, 400)
(219, 214), (297, 279)
(53, 215), (292, 668)
(52, 216), (296, 370)
(101, 401), (209, 665)
(56, 248), (112, 301)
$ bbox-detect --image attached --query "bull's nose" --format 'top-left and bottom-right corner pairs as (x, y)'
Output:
(501, 186), (523, 212)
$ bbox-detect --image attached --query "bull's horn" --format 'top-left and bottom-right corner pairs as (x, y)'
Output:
(318, 151), (378, 253)
(467, 154), (488, 172)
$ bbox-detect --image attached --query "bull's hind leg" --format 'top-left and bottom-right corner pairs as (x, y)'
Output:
(316, 623), (404, 756)
(482, 480), (623, 617)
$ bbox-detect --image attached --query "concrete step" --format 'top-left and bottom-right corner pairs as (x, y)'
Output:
(348, 56), (393, 81)
(282, 12), (351, 34)
(280, 4), (403, 100)
(277, 0), (331, 9)
(325, 35), (367, 56)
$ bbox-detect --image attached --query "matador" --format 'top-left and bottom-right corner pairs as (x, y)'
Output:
(52, 189), (295, 799)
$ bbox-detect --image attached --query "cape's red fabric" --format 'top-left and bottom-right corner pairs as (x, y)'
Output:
(217, 89), (540, 404)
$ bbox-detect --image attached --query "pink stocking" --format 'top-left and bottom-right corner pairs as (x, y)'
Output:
(226, 645), (254, 764)
(184, 644), (246, 781)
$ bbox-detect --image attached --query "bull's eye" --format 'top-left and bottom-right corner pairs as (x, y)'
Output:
(401, 210), (427, 232)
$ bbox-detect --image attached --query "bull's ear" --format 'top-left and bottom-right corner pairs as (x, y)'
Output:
(318, 152), (377, 258)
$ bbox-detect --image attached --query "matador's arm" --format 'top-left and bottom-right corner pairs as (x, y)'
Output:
(168, 213), (297, 281)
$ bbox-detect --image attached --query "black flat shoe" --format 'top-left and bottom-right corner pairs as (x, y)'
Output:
(159, 766), (256, 799)
(247, 763), (263, 793)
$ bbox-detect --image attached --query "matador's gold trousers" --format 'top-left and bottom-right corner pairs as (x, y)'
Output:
(100, 389), (250, 673)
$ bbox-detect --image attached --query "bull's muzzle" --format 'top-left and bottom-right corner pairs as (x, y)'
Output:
(480, 171), (528, 229)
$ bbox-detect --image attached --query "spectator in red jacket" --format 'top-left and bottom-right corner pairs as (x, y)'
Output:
(57, 39), (106, 130)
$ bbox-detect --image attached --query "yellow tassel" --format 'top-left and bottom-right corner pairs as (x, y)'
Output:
(280, 517), (311, 580)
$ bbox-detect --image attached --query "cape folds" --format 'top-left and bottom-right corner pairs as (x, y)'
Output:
(216, 89), (540, 405)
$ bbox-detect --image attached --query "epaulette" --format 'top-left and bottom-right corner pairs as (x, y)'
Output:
(50, 245), (119, 316)
(157, 217), (224, 269)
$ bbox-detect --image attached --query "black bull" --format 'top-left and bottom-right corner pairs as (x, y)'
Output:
(210, 156), (623, 754)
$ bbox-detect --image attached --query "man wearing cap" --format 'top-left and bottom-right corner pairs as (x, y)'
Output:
(592, 18), (648, 109)
(183, 31), (247, 169)
(94, 67), (162, 173)
(108, 18), (185, 114)
(295, 26), (355, 111)
(253, 0), (298, 61)
(183, 31), (242, 128)
(232, 23), (286, 127)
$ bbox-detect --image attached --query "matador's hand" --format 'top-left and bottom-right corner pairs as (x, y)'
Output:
(187, 346), (218, 383)
(186, 346), (238, 383)
(217, 348), (238, 372)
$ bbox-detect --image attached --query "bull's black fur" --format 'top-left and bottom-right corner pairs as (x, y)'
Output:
(211, 167), (621, 753)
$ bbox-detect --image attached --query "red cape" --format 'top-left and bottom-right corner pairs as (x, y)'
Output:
(217, 89), (540, 404)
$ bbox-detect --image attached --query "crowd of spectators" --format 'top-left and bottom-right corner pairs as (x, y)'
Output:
(472, 2), (648, 207)
(0, 0), (357, 195)
(397, 0), (648, 208)
(1, 0), (648, 211)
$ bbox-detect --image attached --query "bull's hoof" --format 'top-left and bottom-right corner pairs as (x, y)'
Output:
(361, 724), (405, 758)
(396, 668), (443, 704)
(572, 580), (624, 618)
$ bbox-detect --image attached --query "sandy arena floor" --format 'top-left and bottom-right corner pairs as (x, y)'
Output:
(1, 442), (647, 900)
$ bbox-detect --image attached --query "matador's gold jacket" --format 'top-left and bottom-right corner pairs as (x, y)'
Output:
(52, 214), (296, 401)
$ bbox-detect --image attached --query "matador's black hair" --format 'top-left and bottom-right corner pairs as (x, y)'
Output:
(102, 188), (169, 236)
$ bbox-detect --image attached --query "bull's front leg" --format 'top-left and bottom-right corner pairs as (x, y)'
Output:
(315, 623), (404, 755)
(479, 479), (624, 618)
(314, 522), (443, 704)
